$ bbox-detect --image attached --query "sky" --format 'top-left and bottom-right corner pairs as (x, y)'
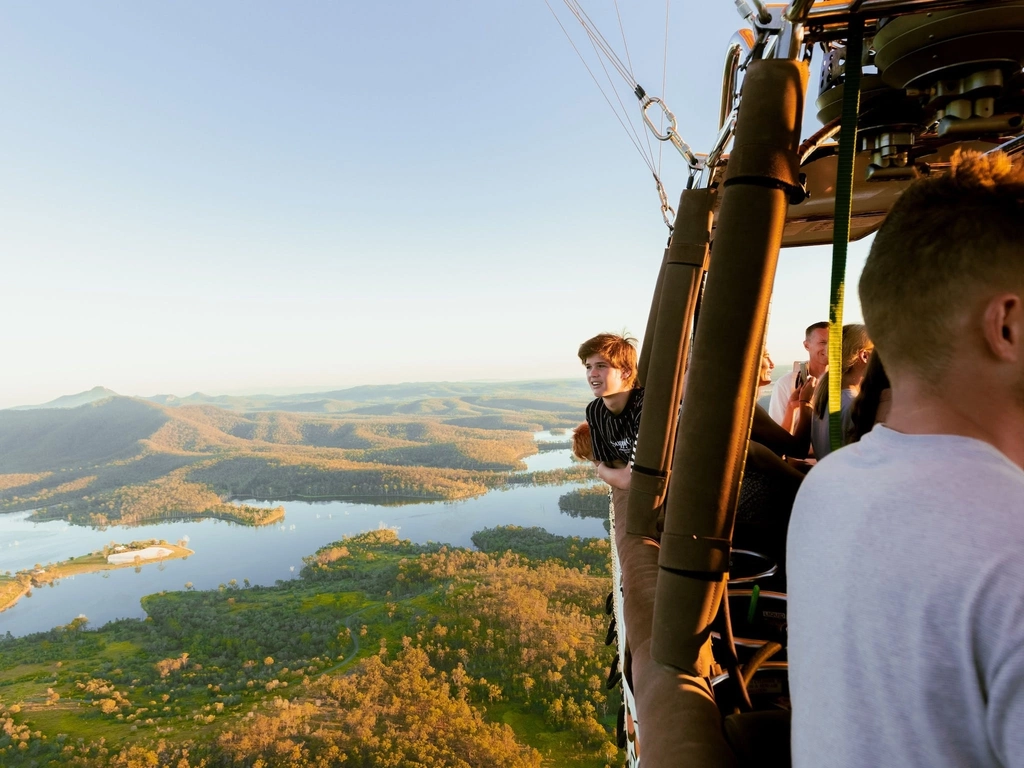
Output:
(0, 1), (871, 409)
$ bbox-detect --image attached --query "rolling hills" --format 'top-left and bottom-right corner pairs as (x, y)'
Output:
(0, 380), (592, 528)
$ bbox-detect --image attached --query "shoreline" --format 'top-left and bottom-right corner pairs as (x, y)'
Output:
(24, 504), (286, 529)
(0, 541), (194, 614)
(0, 479), (607, 638)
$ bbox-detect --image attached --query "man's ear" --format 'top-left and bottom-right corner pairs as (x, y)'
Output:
(982, 293), (1023, 362)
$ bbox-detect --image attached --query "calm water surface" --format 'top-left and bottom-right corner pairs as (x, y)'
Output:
(518, 430), (573, 472)
(0, 433), (602, 637)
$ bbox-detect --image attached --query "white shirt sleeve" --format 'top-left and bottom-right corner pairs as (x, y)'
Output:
(768, 370), (797, 425)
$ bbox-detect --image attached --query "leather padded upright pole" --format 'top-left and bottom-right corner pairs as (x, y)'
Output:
(613, 193), (731, 768)
(628, 189), (715, 540)
(638, 245), (670, 389)
(651, 58), (808, 673)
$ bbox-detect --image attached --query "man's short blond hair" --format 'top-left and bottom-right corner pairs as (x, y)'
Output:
(859, 150), (1024, 382)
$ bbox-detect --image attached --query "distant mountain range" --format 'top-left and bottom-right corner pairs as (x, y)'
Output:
(11, 386), (121, 410)
(9, 380), (591, 415)
(0, 380), (590, 476)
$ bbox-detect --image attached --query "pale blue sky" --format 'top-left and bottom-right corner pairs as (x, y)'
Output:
(0, 1), (869, 409)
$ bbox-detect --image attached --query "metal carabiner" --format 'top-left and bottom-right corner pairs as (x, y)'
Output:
(641, 96), (703, 171)
(641, 95), (677, 142)
(654, 175), (675, 230)
(661, 203), (676, 230)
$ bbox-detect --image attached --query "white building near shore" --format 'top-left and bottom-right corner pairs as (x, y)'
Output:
(107, 546), (173, 565)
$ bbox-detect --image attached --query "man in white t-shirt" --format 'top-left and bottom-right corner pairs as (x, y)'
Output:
(788, 151), (1024, 768)
(767, 321), (828, 430)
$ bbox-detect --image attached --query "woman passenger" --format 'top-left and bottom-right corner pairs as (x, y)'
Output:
(846, 352), (891, 443)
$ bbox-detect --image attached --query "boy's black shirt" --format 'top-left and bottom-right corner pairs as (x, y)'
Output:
(585, 387), (644, 465)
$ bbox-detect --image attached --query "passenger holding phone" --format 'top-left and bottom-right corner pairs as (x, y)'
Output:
(768, 321), (830, 431)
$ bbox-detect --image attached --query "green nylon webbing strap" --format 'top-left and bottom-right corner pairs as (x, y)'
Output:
(828, 17), (864, 453)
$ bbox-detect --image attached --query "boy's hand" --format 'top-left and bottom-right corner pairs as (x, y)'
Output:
(596, 462), (631, 491)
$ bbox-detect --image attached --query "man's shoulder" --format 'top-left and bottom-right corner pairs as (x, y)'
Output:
(796, 428), (1024, 518)
(790, 432), (1024, 610)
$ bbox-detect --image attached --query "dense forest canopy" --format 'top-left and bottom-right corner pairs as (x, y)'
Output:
(0, 527), (617, 767)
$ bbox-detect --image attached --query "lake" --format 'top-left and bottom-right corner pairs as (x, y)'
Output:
(0, 434), (604, 638)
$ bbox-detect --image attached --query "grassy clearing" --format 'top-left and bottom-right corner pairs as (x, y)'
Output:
(490, 704), (614, 768)
(19, 703), (130, 746)
(101, 640), (141, 658)
(299, 590), (366, 613)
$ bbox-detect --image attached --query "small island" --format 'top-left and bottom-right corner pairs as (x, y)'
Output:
(0, 539), (194, 613)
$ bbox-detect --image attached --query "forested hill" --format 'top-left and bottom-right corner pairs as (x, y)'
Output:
(0, 397), (169, 473)
(0, 384), (593, 528)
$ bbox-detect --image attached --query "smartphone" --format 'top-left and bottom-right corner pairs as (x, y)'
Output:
(793, 361), (808, 391)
